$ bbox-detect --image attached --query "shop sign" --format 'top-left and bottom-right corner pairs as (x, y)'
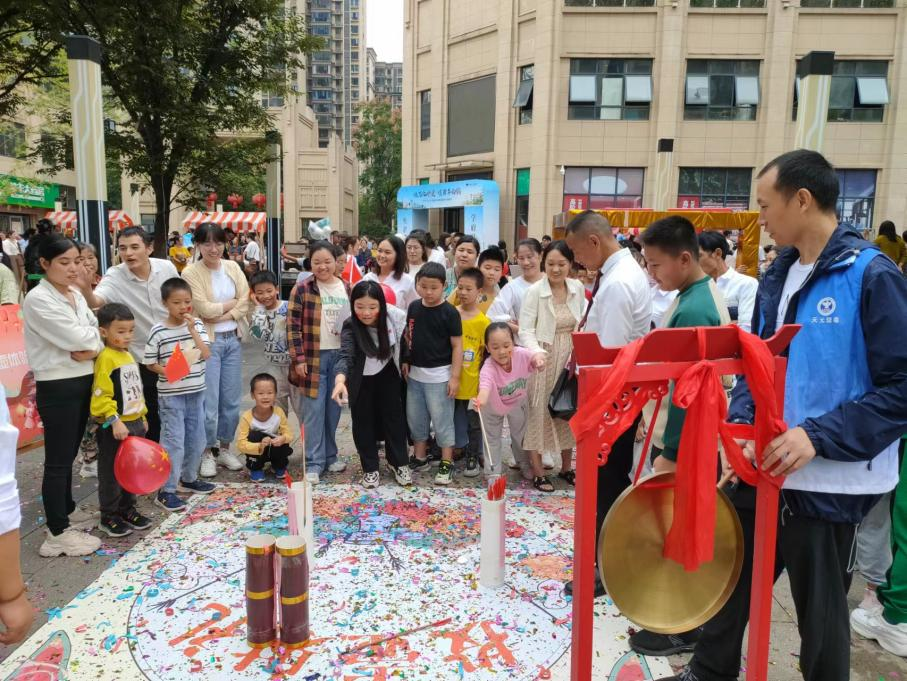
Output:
(0, 174), (60, 209)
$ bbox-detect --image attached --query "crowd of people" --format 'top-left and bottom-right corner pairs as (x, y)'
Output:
(2, 150), (907, 681)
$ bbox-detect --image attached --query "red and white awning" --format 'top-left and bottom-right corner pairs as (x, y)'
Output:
(181, 211), (266, 233)
(44, 210), (135, 233)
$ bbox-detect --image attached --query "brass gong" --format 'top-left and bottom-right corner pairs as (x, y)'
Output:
(598, 471), (744, 634)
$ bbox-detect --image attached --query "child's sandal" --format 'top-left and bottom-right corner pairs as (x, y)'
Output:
(557, 470), (576, 486)
(533, 476), (554, 493)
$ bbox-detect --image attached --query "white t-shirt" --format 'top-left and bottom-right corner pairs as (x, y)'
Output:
(318, 279), (348, 350)
(363, 327), (390, 376)
(210, 267), (239, 333)
(429, 247), (447, 265)
(716, 267), (759, 332)
(2, 238), (20, 257)
(244, 240), (261, 264)
(486, 276), (534, 323)
(775, 260), (815, 332)
(364, 271), (418, 310)
(250, 411), (281, 437)
(650, 284), (679, 329)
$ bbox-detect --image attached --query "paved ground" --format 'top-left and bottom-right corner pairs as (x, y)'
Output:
(1, 341), (906, 680)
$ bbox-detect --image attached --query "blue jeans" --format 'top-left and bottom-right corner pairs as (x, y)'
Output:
(160, 391), (207, 493)
(204, 332), (243, 448)
(406, 378), (455, 448)
(297, 349), (341, 475)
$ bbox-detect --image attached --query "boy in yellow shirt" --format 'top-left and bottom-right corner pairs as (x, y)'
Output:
(236, 374), (294, 482)
(91, 303), (151, 538)
(453, 268), (491, 478)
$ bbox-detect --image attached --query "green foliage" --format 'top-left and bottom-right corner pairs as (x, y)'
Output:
(0, 6), (61, 118)
(353, 100), (402, 235)
(31, 0), (321, 252)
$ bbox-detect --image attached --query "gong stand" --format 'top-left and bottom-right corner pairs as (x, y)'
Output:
(569, 324), (799, 681)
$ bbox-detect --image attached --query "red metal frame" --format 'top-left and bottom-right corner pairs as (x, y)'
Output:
(569, 325), (798, 681)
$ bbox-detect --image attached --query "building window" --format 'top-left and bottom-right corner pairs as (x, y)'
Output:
(312, 25), (330, 36)
(351, 39), (359, 47)
(351, 90), (359, 99)
(513, 65), (534, 125)
(794, 60), (889, 122)
(568, 59), (652, 121)
(685, 60), (759, 121)
(0, 124), (26, 158)
(800, 0), (893, 6)
(562, 167), (644, 211)
(448, 76), (496, 157)
(314, 51), (332, 62)
(564, 0), (655, 6)
(515, 168), (530, 243)
(837, 169), (877, 233)
(690, 0), (765, 6)
(140, 214), (157, 232)
(677, 168), (752, 209)
(260, 92), (285, 108)
(420, 90), (431, 141)
(419, 178), (430, 185)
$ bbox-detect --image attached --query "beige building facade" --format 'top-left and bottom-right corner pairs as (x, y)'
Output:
(402, 0), (907, 246)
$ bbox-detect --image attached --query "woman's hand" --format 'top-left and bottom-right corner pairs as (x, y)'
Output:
(70, 349), (98, 362)
(295, 362), (308, 379)
(530, 353), (546, 370)
(0, 590), (34, 645)
(331, 382), (348, 406)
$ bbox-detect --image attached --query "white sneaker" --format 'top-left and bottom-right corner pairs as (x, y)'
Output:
(851, 606), (907, 656)
(394, 465), (413, 487)
(199, 451), (217, 478)
(69, 506), (100, 530)
(39, 528), (102, 557)
(361, 471), (380, 489)
(216, 448), (244, 471)
(859, 587), (883, 614)
(541, 452), (555, 470)
(327, 460), (347, 473)
(307, 472), (320, 485)
(79, 460), (98, 478)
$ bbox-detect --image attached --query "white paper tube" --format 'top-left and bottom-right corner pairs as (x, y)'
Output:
(480, 498), (506, 588)
(290, 479), (316, 562)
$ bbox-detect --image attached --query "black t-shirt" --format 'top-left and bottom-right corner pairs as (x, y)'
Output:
(403, 300), (462, 368)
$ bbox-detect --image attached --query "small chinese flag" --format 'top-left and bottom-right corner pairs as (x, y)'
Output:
(342, 257), (363, 286)
(164, 343), (191, 384)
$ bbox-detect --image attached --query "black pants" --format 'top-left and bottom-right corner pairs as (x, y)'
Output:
(140, 364), (160, 443)
(352, 362), (408, 473)
(690, 491), (855, 681)
(244, 429), (292, 471)
(596, 415), (640, 544)
(36, 375), (93, 535)
(97, 419), (146, 521)
(454, 399), (482, 458)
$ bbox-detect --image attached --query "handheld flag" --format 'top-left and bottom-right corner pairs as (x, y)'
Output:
(343, 257), (363, 285)
(164, 343), (191, 383)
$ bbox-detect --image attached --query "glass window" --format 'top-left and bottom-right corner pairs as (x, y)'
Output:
(684, 60), (760, 120)
(447, 76), (496, 157)
(690, 0), (766, 6)
(513, 65), (534, 124)
(562, 167), (645, 212)
(563, 0), (655, 5)
(677, 168), (752, 209)
(800, 0), (893, 6)
(568, 59), (653, 120)
(837, 169), (877, 233)
(515, 169), (530, 243)
(793, 60), (888, 122)
(420, 90), (431, 141)
(0, 124), (25, 158)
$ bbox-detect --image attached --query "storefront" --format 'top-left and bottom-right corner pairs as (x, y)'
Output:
(0, 174), (62, 235)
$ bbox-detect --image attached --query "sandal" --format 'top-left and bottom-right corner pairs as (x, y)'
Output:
(557, 470), (576, 486)
(533, 476), (555, 493)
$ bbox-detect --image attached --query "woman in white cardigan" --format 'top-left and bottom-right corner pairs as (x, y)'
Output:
(519, 240), (586, 492)
(23, 235), (103, 557)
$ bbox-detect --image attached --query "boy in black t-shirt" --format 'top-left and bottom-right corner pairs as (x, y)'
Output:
(402, 262), (463, 485)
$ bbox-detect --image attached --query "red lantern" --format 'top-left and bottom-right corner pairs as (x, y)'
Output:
(206, 192), (218, 210)
(227, 193), (243, 209)
(114, 436), (171, 495)
(252, 192), (267, 210)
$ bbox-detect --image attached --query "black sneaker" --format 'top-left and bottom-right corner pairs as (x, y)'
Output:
(122, 509), (151, 530)
(99, 516), (132, 538)
(463, 454), (480, 478)
(629, 628), (701, 657)
(564, 578), (606, 598)
(178, 479), (216, 494)
(426, 441), (443, 464)
(409, 455), (430, 470)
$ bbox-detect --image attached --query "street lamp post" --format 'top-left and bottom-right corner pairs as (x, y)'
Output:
(265, 130), (283, 276)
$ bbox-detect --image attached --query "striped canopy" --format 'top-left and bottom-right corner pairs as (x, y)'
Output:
(44, 210), (135, 233)
(182, 211), (266, 233)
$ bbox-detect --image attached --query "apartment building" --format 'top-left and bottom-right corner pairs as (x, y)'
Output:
(402, 0), (907, 244)
(375, 60), (404, 109)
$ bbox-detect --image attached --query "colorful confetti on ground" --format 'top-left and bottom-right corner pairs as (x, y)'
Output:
(0, 483), (670, 680)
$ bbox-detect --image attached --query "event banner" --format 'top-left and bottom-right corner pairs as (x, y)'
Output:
(0, 306), (43, 449)
(397, 180), (500, 249)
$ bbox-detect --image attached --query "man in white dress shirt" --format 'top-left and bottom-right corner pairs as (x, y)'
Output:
(564, 211), (652, 597)
(698, 231), (758, 332)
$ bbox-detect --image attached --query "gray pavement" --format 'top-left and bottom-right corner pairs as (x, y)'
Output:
(1, 341), (905, 680)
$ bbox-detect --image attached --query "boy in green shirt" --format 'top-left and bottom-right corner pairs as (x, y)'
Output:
(639, 216), (730, 474)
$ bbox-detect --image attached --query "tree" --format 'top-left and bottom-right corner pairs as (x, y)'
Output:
(33, 0), (321, 253)
(0, 6), (60, 118)
(353, 100), (402, 236)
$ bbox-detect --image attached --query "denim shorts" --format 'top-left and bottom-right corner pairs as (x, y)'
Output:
(406, 378), (456, 448)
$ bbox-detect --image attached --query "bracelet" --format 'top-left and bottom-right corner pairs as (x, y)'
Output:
(0, 583), (27, 605)
(101, 415), (119, 429)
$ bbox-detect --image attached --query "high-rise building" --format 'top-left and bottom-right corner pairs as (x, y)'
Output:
(374, 60), (404, 110)
(403, 0), (907, 246)
(307, 0), (368, 148)
(366, 48), (378, 102)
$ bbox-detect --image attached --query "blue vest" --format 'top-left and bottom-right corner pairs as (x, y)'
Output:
(781, 248), (899, 494)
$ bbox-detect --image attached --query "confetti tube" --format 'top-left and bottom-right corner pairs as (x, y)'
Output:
(290, 480), (315, 560)
(480, 497), (506, 588)
(245, 534), (277, 648)
(276, 535), (310, 648)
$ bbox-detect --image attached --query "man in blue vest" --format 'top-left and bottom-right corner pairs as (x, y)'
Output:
(656, 149), (907, 680)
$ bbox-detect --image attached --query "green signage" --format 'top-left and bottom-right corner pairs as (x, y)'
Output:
(0, 174), (60, 209)
(516, 168), (530, 197)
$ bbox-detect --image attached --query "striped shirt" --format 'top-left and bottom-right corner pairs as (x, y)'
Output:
(142, 320), (209, 396)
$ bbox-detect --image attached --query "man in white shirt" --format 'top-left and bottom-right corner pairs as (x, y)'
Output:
(2, 232), (23, 291)
(78, 227), (178, 442)
(564, 211), (653, 597)
(243, 233), (262, 274)
(698, 231), (759, 332)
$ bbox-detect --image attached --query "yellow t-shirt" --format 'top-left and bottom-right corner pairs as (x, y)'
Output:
(456, 311), (491, 400)
(447, 289), (496, 315)
(169, 245), (191, 272)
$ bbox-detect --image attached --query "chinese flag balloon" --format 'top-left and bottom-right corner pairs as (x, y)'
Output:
(380, 283), (396, 306)
(114, 436), (171, 495)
